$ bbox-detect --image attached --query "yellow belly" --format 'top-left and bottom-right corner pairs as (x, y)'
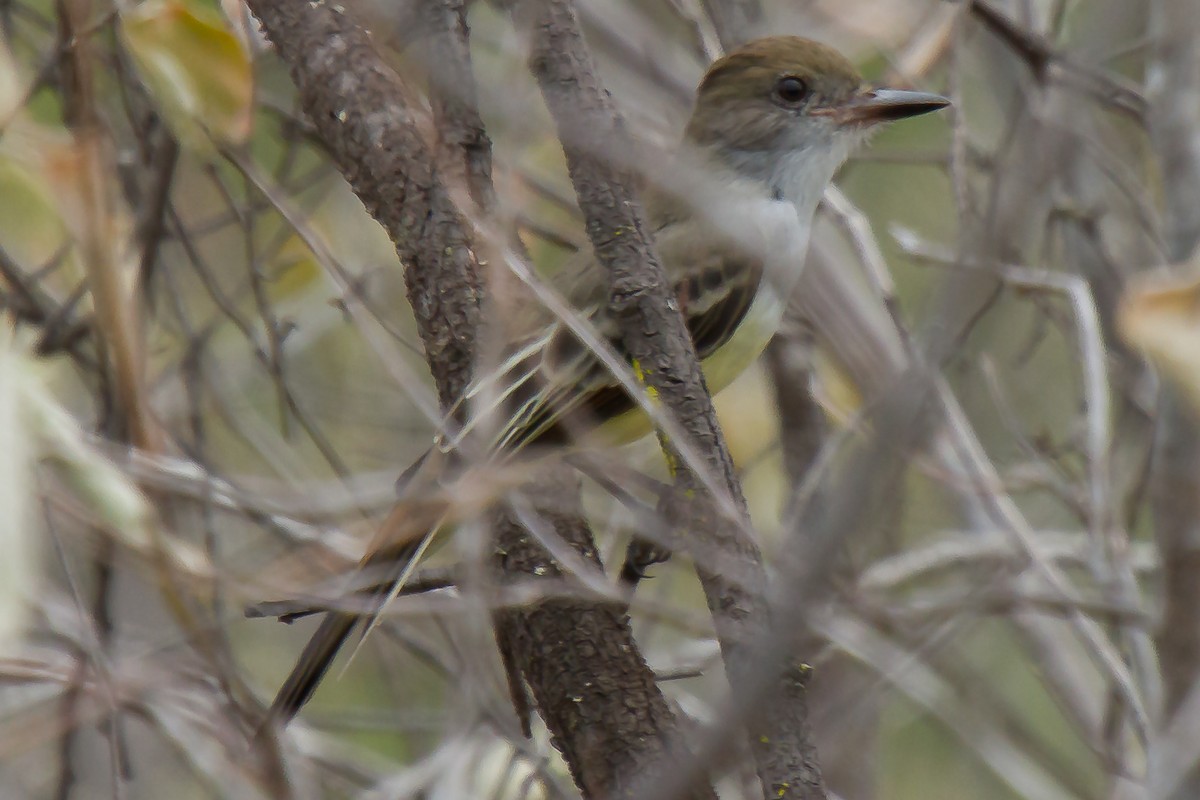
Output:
(591, 285), (786, 445)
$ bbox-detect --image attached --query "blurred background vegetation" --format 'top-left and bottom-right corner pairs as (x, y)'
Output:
(1, 0), (1197, 798)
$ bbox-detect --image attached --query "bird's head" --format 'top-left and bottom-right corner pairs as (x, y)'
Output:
(684, 36), (948, 202)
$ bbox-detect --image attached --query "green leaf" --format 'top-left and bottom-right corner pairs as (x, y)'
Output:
(120, 0), (253, 148)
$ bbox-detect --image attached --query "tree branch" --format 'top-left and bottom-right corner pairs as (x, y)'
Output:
(241, 0), (696, 794)
(502, 1), (825, 796)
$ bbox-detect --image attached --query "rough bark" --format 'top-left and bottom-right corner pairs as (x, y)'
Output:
(495, 473), (706, 799)
(242, 1), (699, 795)
(503, 1), (826, 796)
(243, 0), (484, 409)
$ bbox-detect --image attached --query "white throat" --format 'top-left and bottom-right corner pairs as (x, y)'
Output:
(701, 134), (851, 297)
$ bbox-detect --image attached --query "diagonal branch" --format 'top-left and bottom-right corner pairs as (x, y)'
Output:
(502, 1), (825, 797)
(240, 0), (699, 796)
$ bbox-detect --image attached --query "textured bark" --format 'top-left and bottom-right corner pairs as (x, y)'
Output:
(243, 1), (698, 795)
(420, 0), (498, 214)
(495, 473), (708, 799)
(504, 1), (825, 797)
(242, 0), (483, 409)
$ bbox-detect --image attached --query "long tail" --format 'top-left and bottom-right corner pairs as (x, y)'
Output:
(267, 538), (431, 724)
(265, 447), (445, 726)
(267, 612), (359, 724)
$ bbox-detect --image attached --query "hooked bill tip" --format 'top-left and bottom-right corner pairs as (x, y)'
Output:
(824, 88), (951, 126)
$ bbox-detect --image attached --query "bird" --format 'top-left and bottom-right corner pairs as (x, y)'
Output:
(265, 35), (949, 725)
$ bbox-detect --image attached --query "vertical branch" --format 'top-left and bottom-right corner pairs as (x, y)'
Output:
(502, 1), (826, 797)
(241, 0), (487, 410)
(418, 0), (536, 737)
(55, 0), (154, 794)
(60, 0), (158, 453)
(421, 0), (498, 214)
(494, 472), (709, 800)
(763, 321), (825, 492)
(241, 1), (700, 795)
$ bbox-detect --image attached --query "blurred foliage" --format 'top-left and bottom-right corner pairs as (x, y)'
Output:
(120, 0), (253, 148)
(0, 0), (1188, 798)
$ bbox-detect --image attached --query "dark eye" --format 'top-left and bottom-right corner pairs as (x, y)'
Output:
(774, 76), (810, 106)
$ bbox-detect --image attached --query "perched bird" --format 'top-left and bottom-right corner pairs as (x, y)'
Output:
(266, 35), (948, 724)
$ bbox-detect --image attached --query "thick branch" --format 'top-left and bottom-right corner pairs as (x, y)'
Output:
(504, 1), (825, 797)
(420, 0), (498, 213)
(244, 0), (483, 407)
(494, 472), (707, 799)
(242, 1), (694, 795)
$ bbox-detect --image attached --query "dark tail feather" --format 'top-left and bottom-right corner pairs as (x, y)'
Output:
(265, 540), (430, 725)
(267, 612), (359, 724)
(395, 446), (434, 494)
(264, 446), (444, 727)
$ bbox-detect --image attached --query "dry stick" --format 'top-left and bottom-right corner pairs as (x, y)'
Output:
(827, 17), (1150, 788)
(501, 1), (823, 798)
(822, 614), (1082, 800)
(898, 14), (1158, 763)
(1032, 9), (1166, 759)
(55, 0), (170, 794)
(716, 2), (1149, 794)
(895, 235), (1152, 734)
(800, 330), (1139, 768)
(113, 449), (398, 529)
(968, 0), (1147, 120)
(858, 530), (1159, 592)
(230, 146), (713, 766)
(667, 340), (1143, 800)
(1042, 133), (1164, 773)
(816, 85), (1138, 800)
(240, 1), (699, 796)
